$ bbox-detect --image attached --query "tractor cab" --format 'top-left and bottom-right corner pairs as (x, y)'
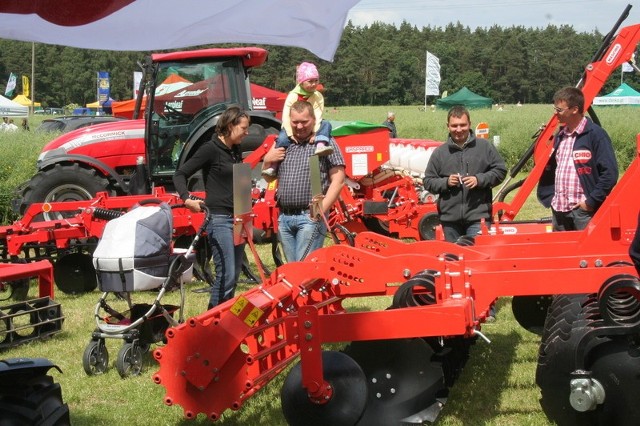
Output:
(139, 47), (279, 193)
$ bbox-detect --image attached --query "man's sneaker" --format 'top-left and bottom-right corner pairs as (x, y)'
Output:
(314, 144), (334, 156)
(261, 167), (277, 177)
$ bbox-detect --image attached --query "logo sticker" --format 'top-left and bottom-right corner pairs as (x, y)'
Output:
(573, 149), (592, 164)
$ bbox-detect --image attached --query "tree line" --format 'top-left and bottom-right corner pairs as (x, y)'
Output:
(1, 20), (637, 109)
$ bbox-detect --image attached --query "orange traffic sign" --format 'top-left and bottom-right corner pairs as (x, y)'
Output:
(475, 122), (489, 139)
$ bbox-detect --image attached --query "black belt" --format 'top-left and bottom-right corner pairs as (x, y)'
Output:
(279, 206), (310, 215)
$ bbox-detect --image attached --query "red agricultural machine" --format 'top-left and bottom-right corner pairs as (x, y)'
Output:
(150, 19), (640, 426)
(3, 44), (446, 295)
(0, 7), (639, 424)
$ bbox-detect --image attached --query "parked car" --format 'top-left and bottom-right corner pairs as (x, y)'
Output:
(34, 107), (65, 115)
(35, 116), (127, 133)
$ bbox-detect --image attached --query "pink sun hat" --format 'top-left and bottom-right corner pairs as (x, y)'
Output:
(296, 62), (319, 84)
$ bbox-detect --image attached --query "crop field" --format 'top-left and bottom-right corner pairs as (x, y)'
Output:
(0, 104), (638, 425)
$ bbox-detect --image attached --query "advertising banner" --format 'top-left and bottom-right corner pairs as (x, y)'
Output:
(98, 71), (110, 105)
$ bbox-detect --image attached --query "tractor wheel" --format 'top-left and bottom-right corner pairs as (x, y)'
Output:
(280, 350), (368, 426)
(19, 163), (112, 220)
(83, 339), (109, 375)
(536, 294), (601, 425)
(0, 359), (70, 425)
(240, 124), (279, 153)
(115, 342), (144, 378)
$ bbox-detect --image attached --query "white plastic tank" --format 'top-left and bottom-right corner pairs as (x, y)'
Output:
(409, 142), (435, 176)
(408, 141), (428, 175)
(389, 139), (409, 168)
(399, 141), (418, 171)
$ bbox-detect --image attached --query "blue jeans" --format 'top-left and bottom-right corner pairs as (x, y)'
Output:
(441, 221), (482, 243)
(206, 214), (246, 308)
(552, 208), (593, 231)
(278, 213), (327, 262)
(275, 119), (332, 148)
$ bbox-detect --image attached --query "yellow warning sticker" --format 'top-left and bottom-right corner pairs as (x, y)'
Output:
(230, 296), (249, 316)
(244, 306), (264, 327)
(230, 296), (264, 327)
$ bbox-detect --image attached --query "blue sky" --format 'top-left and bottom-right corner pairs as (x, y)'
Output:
(347, 0), (640, 33)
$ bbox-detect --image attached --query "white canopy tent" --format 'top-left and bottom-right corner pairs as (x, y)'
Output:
(0, 94), (29, 118)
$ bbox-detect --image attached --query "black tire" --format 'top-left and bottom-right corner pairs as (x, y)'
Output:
(82, 340), (109, 376)
(362, 216), (391, 236)
(0, 312), (9, 345)
(239, 124), (279, 153)
(19, 163), (112, 220)
(0, 279), (29, 302)
(115, 343), (143, 378)
(418, 213), (440, 240)
(252, 227), (271, 244)
(0, 365), (70, 425)
(53, 252), (97, 294)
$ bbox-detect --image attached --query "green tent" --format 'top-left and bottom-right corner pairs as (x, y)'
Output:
(593, 83), (640, 106)
(435, 87), (493, 109)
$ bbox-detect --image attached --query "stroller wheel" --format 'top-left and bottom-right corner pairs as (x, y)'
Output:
(83, 340), (109, 375)
(116, 343), (143, 378)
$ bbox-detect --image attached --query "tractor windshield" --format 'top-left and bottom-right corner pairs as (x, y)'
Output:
(147, 57), (249, 181)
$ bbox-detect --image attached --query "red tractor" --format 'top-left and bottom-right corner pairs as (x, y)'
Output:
(14, 47), (281, 219)
(5, 47), (282, 292)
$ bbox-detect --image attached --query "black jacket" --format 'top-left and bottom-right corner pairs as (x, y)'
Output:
(173, 136), (242, 215)
(536, 117), (618, 212)
(423, 134), (506, 223)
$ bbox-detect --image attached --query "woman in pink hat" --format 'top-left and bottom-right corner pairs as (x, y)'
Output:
(262, 61), (332, 177)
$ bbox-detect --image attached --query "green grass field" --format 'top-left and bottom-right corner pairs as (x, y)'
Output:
(0, 104), (638, 425)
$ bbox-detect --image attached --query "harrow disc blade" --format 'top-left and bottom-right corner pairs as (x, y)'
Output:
(344, 338), (446, 425)
(512, 295), (553, 335)
(53, 253), (97, 294)
(281, 350), (367, 426)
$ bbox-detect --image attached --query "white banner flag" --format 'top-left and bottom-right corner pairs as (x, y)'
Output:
(426, 51), (441, 96)
(0, 0), (360, 61)
(4, 73), (16, 97)
(622, 62), (634, 73)
(133, 71), (143, 99)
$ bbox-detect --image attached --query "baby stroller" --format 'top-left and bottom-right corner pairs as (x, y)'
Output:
(82, 201), (208, 378)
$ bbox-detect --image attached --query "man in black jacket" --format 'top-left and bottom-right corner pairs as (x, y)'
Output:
(537, 87), (618, 231)
(423, 105), (506, 242)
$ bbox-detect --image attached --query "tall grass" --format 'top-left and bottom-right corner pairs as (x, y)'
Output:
(0, 105), (638, 425)
(329, 104), (640, 170)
